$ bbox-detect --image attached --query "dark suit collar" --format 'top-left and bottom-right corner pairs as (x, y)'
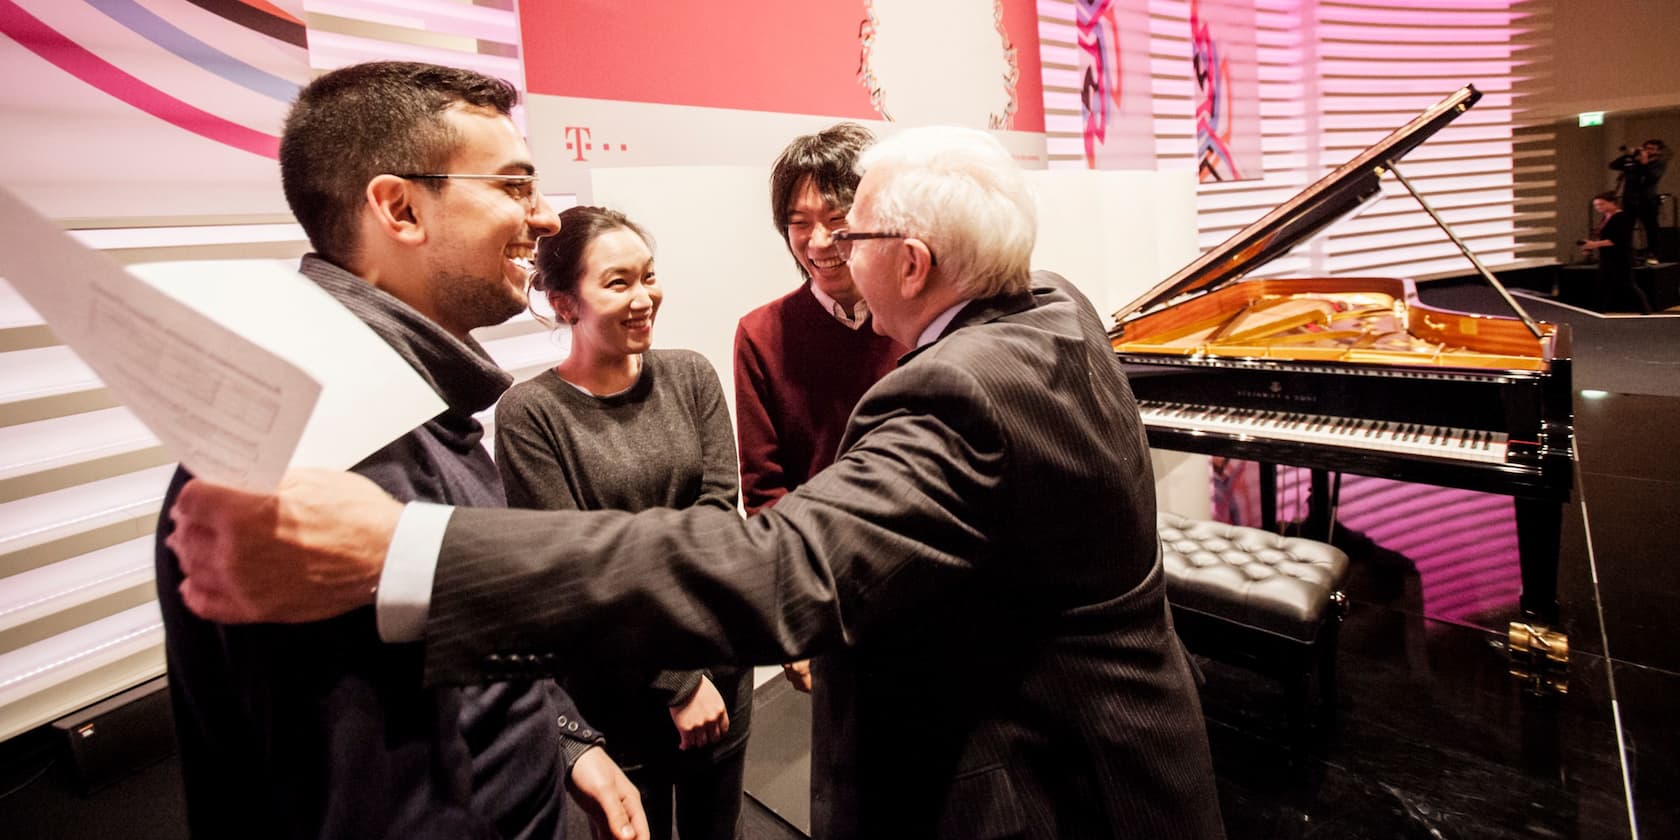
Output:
(897, 286), (1038, 366)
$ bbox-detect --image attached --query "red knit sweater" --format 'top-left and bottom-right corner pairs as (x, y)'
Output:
(732, 285), (905, 514)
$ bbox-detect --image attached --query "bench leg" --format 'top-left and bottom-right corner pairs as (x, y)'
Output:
(1315, 626), (1340, 732)
(1318, 594), (1347, 715)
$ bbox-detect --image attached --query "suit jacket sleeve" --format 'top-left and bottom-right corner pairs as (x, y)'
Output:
(551, 681), (606, 767)
(424, 354), (1007, 685)
(732, 319), (790, 514)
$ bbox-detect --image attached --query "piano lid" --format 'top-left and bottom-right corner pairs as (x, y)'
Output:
(1112, 84), (1482, 328)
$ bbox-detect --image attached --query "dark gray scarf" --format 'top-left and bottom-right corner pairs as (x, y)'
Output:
(297, 254), (513, 417)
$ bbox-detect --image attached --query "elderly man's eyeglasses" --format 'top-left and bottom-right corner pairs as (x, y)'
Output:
(832, 230), (936, 265)
(397, 173), (541, 208)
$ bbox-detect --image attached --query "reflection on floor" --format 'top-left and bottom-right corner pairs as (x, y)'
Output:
(1202, 501), (1663, 839)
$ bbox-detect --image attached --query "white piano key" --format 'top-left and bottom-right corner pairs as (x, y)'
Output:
(1136, 401), (1508, 465)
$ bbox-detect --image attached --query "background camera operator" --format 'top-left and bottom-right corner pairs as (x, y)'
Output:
(1610, 138), (1669, 261)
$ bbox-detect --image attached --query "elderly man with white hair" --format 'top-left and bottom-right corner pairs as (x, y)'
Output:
(168, 126), (1226, 840)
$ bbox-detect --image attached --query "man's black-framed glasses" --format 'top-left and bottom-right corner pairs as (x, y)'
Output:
(832, 230), (935, 265)
(396, 173), (541, 208)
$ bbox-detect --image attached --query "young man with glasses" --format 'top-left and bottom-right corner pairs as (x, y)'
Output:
(153, 61), (646, 840)
(731, 123), (906, 694)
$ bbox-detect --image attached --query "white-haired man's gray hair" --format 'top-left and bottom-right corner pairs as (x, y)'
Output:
(855, 126), (1036, 299)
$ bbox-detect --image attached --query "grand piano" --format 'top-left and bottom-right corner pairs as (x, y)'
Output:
(1110, 85), (1575, 664)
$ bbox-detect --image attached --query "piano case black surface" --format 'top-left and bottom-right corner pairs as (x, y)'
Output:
(1108, 84), (1575, 626)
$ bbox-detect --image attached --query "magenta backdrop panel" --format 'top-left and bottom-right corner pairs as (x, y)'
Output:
(1190, 0), (1260, 182)
(1063, 0), (1154, 170)
(519, 0), (1045, 132)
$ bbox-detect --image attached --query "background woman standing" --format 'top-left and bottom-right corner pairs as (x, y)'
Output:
(1581, 191), (1651, 314)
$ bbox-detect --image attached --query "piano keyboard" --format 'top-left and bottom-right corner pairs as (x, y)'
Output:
(1137, 401), (1510, 464)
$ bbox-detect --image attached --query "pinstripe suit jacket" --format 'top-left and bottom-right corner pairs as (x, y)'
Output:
(428, 271), (1224, 839)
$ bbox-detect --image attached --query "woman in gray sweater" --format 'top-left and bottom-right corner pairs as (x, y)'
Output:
(494, 206), (750, 840)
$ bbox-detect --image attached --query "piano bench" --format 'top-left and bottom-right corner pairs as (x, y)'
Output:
(1158, 512), (1350, 728)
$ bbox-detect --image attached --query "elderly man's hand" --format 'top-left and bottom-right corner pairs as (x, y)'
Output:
(168, 468), (403, 624)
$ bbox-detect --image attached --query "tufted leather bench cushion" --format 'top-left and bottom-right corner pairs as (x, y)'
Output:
(1158, 511), (1349, 643)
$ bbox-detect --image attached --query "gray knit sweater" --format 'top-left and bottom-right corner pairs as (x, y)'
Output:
(494, 348), (747, 762)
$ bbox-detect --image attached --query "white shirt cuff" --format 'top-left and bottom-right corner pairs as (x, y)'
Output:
(375, 501), (454, 643)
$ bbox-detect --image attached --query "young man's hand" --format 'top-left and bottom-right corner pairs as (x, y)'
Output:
(569, 746), (649, 840)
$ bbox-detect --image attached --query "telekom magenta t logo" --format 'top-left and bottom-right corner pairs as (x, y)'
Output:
(564, 126), (592, 162)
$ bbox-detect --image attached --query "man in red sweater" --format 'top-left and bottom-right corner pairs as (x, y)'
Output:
(732, 124), (906, 691)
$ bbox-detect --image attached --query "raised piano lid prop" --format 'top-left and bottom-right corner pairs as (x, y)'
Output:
(1109, 85), (1574, 682)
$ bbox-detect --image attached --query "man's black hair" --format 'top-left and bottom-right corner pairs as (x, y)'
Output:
(768, 122), (875, 278)
(279, 61), (518, 265)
